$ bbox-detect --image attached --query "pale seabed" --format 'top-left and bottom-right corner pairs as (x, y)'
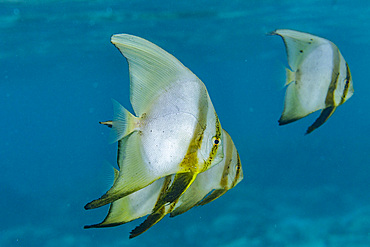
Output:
(1, 0), (370, 246)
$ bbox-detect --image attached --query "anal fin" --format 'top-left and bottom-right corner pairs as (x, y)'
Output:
(128, 176), (176, 238)
(306, 106), (336, 134)
(197, 189), (227, 207)
(84, 192), (124, 210)
(129, 207), (166, 239)
(152, 172), (196, 213)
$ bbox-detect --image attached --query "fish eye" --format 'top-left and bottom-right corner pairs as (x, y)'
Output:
(213, 137), (220, 145)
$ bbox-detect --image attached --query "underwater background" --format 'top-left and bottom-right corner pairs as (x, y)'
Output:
(1, 0), (369, 246)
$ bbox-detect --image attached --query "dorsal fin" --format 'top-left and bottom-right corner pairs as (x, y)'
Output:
(271, 29), (328, 71)
(111, 34), (199, 116)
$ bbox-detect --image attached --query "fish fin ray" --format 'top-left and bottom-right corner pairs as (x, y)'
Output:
(111, 34), (198, 116)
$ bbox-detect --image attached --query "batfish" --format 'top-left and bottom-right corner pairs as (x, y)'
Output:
(85, 34), (229, 212)
(271, 29), (354, 134)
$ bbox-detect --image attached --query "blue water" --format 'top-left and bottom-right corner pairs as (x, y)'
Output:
(1, 0), (369, 246)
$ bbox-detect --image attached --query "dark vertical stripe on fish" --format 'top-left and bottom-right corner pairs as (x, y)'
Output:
(325, 46), (341, 106)
(230, 152), (242, 188)
(339, 62), (351, 105)
(219, 131), (234, 188)
(202, 114), (222, 172)
(151, 86), (209, 214)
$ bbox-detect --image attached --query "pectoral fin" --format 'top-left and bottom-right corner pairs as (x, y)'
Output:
(306, 106), (336, 134)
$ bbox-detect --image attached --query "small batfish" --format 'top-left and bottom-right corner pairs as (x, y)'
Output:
(84, 129), (243, 239)
(85, 34), (228, 211)
(271, 29), (354, 134)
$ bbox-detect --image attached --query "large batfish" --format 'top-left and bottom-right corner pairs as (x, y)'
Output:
(271, 29), (354, 134)
(85, 34), (229, 212)
(85, 129), (243, 238)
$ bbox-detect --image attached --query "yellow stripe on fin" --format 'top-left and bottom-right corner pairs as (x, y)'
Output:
(112, 167), (119, 183)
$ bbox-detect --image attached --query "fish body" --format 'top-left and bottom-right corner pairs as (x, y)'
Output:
(85, 34), (225, 210)
(271, 29), (354, 134)
(84, 129), (243, 238)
